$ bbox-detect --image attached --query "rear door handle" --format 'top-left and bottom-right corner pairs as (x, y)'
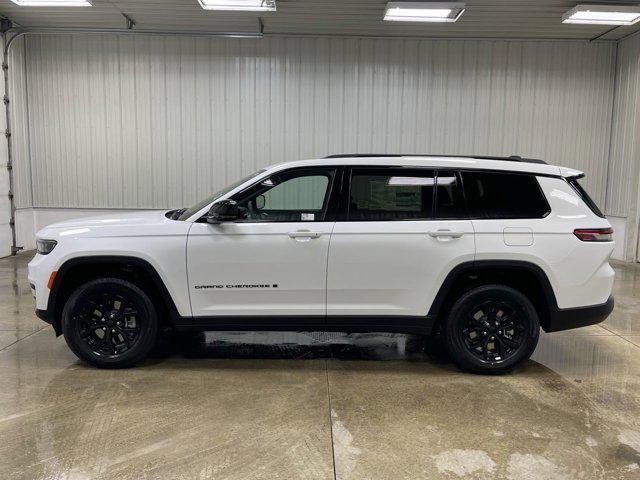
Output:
(288, 230), (322, 239)
(428, 229), (463, 239)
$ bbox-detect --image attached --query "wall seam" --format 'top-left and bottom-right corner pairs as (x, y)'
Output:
(603, 39), (619, 216)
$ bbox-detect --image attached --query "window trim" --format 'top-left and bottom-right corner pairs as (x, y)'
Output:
(225, 166), (339, 224)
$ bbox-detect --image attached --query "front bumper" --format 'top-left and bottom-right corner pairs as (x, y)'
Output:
(35, 308), (61, 335)
(545, 295), (614, 332)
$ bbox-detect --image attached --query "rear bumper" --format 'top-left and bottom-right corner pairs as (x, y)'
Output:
(545, 295), (614, 332)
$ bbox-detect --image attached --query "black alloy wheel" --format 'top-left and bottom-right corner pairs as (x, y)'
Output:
(443, 285), (540, 374)
(462, 299), (525, 363)
(62, 278), (158, 368)
(75, 292), (142, 356)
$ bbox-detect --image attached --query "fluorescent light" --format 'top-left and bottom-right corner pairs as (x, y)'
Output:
(10, 0), (91, 5)
(384, 2), (465, 23)
(198, 0), (276, 11)
(562, 4), (640, 25)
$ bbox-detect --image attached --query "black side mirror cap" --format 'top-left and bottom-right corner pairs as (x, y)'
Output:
(206, 199), (240, 224)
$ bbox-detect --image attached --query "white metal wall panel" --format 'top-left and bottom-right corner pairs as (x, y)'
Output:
(607, 34), (640, 218)
(11, 34), (616, 210)
(8, 37), (31, 211)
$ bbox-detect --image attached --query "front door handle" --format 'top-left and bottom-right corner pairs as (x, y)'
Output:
(288, 230), (322, 239)
(428, 229), (463, 239)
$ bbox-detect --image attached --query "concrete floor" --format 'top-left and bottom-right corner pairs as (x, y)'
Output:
(1, 254), (640, 480)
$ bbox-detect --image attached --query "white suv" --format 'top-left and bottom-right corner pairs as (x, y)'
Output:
(28, 155), (615, 373)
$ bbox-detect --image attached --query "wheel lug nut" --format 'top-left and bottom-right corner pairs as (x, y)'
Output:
(483, 331), (487, 336)
(498, 330), (502, 334)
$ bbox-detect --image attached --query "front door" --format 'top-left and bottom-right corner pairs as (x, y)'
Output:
(327, 168), (475, 319)
(187, 167), (338, 319)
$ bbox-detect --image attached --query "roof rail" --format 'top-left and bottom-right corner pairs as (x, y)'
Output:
(323, 153), (547, 165)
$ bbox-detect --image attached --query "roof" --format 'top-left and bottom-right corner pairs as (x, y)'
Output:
(0, 0), (633, 40)
(267, 155), (583, 178)
(324, 154), (547, 165)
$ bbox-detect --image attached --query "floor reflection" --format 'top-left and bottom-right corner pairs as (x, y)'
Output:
(162, 331), (445, 362)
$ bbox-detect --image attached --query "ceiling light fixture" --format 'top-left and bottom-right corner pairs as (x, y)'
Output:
(562, 4), (640, 25)
(10, 0), (91, 5)
(384, 1), (465, 23)
(198, 0), (276, 11)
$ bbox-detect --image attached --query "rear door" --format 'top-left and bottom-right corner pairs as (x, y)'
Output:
(326, 168), (475, 319)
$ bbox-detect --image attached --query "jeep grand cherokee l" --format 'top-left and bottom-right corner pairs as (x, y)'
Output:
(28, 154), (615, 374)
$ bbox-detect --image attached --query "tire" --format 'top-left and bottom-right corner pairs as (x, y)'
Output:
(61, 278), (159, 368)
(443, 284), (540, 374)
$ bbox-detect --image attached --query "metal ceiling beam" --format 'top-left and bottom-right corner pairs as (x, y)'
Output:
(4, 25), (263, 54)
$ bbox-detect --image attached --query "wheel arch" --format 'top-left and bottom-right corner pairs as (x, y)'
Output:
(46, 256), (181, 336)
(429, 260), (559, 332)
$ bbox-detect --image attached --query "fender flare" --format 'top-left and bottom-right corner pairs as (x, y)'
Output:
(427, 259), (559, 318)
(44, 255), (181, 334)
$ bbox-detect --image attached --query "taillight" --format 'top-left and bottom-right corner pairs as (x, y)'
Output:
(573, 228), (613, 242)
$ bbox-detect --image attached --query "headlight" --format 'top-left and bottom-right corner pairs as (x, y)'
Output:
(36, 239), (57, 255)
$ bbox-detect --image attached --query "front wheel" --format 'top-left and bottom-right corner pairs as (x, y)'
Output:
(61, 278), (158, 368)
(443, 285), (540, 374)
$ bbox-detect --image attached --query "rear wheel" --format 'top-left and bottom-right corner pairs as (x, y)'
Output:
(61, 278), (158, 368)
(443, 285), (540, 374)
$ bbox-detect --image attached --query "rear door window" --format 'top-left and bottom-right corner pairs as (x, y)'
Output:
(349, 169), (435, 221)
(461, 171), (550, 219)
(435, 170), (466, 219)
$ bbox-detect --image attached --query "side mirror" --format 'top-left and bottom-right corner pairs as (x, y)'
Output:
(206, 199), (240, 224)
(255, 194), (266, 210)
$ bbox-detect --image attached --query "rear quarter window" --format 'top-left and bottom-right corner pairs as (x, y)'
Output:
(461, 171), (550, 219)
(568, 178), (605, 218)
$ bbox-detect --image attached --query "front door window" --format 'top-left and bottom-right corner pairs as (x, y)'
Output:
(234, 171), (333, 222)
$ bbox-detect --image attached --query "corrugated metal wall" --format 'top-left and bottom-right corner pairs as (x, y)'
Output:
(608, 34), (640, 218)
(10, 34), (616, 211)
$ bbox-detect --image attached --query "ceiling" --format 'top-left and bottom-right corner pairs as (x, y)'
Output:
(0, 0), (637, 40)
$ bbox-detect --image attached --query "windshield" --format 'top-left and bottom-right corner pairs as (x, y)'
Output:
(177, 169), (266, 221)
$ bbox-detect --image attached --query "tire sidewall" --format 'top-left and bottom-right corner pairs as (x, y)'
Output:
(62, 278), (158, 368)
(444, 285), (540, 374)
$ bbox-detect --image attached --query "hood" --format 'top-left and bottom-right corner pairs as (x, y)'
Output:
(35, 210), (188, 240)
(42, 210), (169, 229)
